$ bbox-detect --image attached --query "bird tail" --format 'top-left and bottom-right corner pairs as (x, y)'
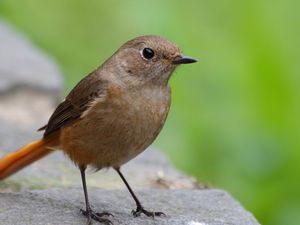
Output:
(0, 133), (59, 180)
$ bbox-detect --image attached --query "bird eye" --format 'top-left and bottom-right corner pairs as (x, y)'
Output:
(142, 48), (155, 60)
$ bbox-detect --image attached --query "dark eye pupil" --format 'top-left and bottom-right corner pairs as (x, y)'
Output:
(142, 48), (154, 59)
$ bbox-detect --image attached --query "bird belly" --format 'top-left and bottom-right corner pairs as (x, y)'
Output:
(60, 88), (170, 169)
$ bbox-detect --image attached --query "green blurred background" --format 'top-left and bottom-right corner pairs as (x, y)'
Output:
(0, 0), (299, 224)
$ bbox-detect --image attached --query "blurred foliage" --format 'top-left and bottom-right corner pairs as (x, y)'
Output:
(0, 1), (299, 224)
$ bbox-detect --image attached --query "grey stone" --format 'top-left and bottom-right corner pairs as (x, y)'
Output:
(0, 20), (63, 94)
(0, 90), (58, 134)
(0, 188), (260, 225)
(0, 20), (63, 144)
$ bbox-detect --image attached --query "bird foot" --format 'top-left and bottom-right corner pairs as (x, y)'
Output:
(81, 208), (114, 225)
(132, 206), (166, 218)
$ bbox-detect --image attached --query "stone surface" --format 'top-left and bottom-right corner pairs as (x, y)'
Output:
(0, 19), (62, 136)
(0, 90), (57, 132)
(0, 188), (260, 225)
(0, 20), (63, 93)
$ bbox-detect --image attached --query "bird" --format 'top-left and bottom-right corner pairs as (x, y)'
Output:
(0, 35), (197, 224)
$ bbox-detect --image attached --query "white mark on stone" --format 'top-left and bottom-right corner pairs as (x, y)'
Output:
(188, 221), (208, 225)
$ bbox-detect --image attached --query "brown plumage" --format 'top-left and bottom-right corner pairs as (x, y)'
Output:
(0, 35), (197, 224)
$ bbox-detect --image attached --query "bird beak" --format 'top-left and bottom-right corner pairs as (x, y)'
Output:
(172, 55), (198, 65)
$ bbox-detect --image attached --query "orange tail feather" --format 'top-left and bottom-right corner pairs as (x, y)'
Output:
(0, 134), (59, 180)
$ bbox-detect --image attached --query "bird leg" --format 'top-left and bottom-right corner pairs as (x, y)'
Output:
(115, 167), (166, 218)
(80, 166), (113, 225)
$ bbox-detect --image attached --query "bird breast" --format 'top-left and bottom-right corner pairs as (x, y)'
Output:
(60, 84), (171, 168)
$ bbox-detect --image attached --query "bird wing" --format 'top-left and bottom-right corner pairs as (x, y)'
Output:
(39, 70), (108, 137)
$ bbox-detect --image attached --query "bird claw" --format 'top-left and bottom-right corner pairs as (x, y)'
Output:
(95, 211), (114, 218)
(81, 208), (113, 225)
(132, 206), (166, 218)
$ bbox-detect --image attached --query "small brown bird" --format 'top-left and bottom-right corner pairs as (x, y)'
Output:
(0, 35), (197, 224)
